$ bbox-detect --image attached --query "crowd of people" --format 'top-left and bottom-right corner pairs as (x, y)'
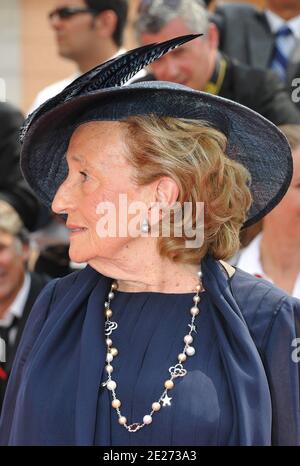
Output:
(0, 0), (299, 446)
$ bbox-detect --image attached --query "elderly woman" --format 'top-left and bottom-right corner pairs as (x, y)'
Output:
(0, 37), (299, 446)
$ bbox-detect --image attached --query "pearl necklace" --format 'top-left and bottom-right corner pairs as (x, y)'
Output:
(102, 270), (203, 433)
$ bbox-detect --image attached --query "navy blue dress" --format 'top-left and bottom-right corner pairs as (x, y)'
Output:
(0, 257), (299, 445)
(95, 290), (233, 446)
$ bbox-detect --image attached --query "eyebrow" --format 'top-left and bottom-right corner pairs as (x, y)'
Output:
(66, 153), (86, 164)
(65, 153), (101, 174)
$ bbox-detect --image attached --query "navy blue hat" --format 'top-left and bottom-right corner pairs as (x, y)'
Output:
(20, 35), (292, 228)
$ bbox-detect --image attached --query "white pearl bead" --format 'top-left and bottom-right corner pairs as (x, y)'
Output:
(164, 379), (174, 390)
(178, 352), (187, 362)
(107, 380), (117, 391)
(143, 415), (152, 425)
(110, 347), (118, 357)
(112, 398), (121, 409)
(193, 295), (200, 303)
(106, 353), (113, 363)
(152, 402), (161, 412)
(190, 306), (199, 316)
(105, 309), (113, 318)
(104, 301), (109, 309)
(186, 346), (196, 356)
(106, 338), (112, 347)
(108, 291), (115, 300)
(198, 270), (203, 278)
(105, 364), (113, 374)
(119, 416), (127, 425)
(184, 335), (193, 345)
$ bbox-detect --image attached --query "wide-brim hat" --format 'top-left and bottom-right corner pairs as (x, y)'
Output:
(20, 35), (292, 229)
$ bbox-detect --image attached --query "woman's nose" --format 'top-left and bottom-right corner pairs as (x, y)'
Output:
(51, 180), (75, 215)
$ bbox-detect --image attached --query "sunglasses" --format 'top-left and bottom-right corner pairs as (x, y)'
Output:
(48, 6), (97, 21)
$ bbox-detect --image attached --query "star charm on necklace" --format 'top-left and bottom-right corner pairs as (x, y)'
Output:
(161, 394), (172, 407)
(188, 323), (197, 334)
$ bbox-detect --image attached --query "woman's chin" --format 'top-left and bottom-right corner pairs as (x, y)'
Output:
(68, 247), (90, 265)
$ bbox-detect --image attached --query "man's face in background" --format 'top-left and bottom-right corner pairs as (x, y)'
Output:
(0, 232), (27, 310)
(49, 0), (98, 61)
(140, 17), (217, 91)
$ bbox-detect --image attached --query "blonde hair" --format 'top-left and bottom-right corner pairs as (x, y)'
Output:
(122, 115), (252, 264)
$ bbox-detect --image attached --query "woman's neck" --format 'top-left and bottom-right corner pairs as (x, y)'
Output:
(116, 261), (200, 293)
(89, 239), (201, 293)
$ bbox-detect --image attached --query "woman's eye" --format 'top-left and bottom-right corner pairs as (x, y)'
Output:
(79, 171), (89, 182)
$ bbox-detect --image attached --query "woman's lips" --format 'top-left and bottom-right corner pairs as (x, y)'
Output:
(67, 225), (88, 236)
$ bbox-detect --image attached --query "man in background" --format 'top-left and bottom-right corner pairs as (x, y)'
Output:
(30, 0), (129, 111)
(0, 102), (39, 231)
(135, 0), (300, 125)
(0, 201), (49, 411)
(214, 0), (300, 106)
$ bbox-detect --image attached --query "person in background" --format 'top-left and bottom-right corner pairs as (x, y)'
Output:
(0, 101), (70, 276)
(0, 201), (49, 412)
(235, 124), (300, 298)
(29, 0), (129, 112)
(214, 0), (300, 107)
(135, 0), (300, 125)
(0, 102), (39, 232)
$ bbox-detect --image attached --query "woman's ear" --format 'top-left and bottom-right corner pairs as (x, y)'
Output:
(154, 176), (180, 207)
(146, 177), (180, 230)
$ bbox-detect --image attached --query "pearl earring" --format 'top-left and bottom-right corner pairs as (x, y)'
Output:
(141, 218), (150, 233)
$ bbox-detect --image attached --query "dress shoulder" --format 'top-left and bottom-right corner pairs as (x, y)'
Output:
(230, 267), (300, 351)
(230, 267), (300, 445)
(50, 265), (98, 306)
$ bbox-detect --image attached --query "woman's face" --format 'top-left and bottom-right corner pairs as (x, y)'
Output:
(52, 121), (150, 264)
